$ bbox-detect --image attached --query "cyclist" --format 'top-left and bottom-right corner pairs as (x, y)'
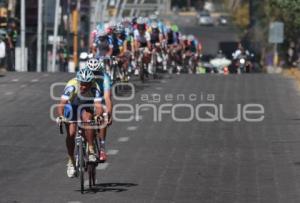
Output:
(56, 67), (104, 178)
(87, 58), (113, 162)
(149, 21), (164, 76)
(93, 30), (113, 58)
(133, 17), (152, 76)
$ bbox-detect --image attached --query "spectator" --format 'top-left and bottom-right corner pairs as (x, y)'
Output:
(58, 42), (68, 72)
(0, 35), (6, 74)
(6, 20), (18, 71)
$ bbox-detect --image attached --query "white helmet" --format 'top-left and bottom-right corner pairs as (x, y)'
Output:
(97, 30), (107, 37)
(181, 35), (187, 41)
(188, 35), (194, 41)
(87, 58), (100, 71)
(137, 17), (145, 25)
(151, 22), (158, 29)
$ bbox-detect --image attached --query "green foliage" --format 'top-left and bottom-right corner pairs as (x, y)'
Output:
(267, 0), (300, 41)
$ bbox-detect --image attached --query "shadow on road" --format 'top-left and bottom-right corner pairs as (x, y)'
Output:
(78, 183), (138, 194)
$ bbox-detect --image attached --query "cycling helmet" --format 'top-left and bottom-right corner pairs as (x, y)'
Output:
(151, 22), (158, 29)
(171, 24), (179, 32)
(76, 67), (95, 83)
(137, 17), (145, 25)
(149, 14), (158, 21)
(87, 58), (100, 71)
(115, 24), (124, 34)
(181, 35), (187, 41)
(109, 20), (117, 28)
(188, 34), (194, 41)
(97, 30), (107, 37)
(122, 17), (131, 24)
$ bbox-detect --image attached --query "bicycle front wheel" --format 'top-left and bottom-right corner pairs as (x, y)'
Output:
(79, 141), (85, 194)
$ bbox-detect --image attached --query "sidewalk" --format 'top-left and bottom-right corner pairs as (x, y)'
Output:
(283, 67), (300, 87)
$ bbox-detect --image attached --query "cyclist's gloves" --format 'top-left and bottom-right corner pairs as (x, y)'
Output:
(56, 116), (66, 125)
(94, 115), (102, 123)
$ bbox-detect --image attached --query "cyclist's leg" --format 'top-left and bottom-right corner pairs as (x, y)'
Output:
(81, 109), (95, 154)
(64, 104), (77, 165)
(64, 104), (77, 177)
(66, 123), (76, 164)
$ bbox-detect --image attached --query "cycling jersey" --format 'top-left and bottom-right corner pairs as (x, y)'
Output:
(111, 34), (125, 56)
(94, 36), (113, 57)
(61, 78), (102, 105)
(94, 72), (111, 95)
(134, 29), (151, 47)
(167, 30), (177, 45)
(150, 29), (160, 44)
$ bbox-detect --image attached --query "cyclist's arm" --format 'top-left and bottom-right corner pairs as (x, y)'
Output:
(107, 45), (113, 56)
(58, 82), (76, 117)
(146, 32), (151, 50)
(57, 99), (68, 117)
(94, 101), (103, 117)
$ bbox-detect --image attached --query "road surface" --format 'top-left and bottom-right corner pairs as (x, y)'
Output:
(1, 72), (300, 202)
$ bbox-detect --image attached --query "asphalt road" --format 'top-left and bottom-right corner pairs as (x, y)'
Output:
(1, 72), (300, 203)
(181, 25), (239, 56)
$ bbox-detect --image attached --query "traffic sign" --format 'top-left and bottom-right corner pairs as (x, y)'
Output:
(268, 22), (284, 43)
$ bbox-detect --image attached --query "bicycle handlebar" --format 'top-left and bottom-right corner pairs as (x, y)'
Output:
(58, 113), (108, 135)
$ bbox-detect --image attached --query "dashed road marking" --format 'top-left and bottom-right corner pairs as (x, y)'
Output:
(20, 84), (27, 88)
(5, 92), (13, 96)
(12, 78), (19, 82)
(68, 201), (82, 203)
(118, 137), (130, 142)
(31, 79), (39, 83)
(127, 126), (138, 131)
(107, 149), (119, 155)
(96, 163), (109, 170)
(43, 74), (49, 77)
(155, 87), (163, 90)
(161, 80), (167, 83)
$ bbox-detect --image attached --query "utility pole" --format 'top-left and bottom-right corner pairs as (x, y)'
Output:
(249, 0), (255, 28)
(37, 0), (43, 72)
(72, 0), (80, 69)
(51, 0), (60, 72)
(20, 0), (26, 71)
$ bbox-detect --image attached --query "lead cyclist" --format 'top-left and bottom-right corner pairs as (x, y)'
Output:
(56, 67), (104, 178)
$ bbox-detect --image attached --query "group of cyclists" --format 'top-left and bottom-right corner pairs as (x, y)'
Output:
(89, 14), (203, 82)
(56, 14), (203, 178)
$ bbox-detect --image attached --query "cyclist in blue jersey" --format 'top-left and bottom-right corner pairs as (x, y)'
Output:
(87, 58), (113, 162)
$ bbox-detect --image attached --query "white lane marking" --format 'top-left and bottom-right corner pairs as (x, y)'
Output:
(31, 79), (39, 83)
(97, 163), (109, 170)
(12, 78), (19, 82)
(68, 201), (82, 203)
(107, 149), (119, 155)
(127, 126), (138, 131)
(20, 84), (27, 88)
(5, 92), (13, 95)
(155, 87), (163, 90)
(43, 74), (49, 77)
(161, 80), (167, 83)
(118, 137), (130, 142)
